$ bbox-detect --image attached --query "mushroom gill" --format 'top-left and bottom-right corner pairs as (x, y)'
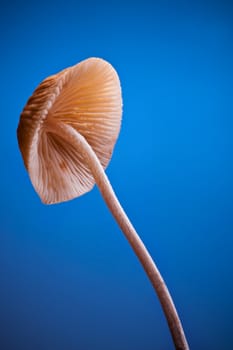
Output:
(17, 58), (122, 204)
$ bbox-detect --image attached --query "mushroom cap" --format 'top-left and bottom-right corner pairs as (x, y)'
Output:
(17, 58), (122, 204)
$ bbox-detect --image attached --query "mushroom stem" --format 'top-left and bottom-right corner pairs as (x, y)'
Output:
(49, 121), (189, 350)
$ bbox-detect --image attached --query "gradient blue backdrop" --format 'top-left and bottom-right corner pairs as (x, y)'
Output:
(1, 1), (233, 349)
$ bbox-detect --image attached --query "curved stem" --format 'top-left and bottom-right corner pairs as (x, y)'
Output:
(51, 122), (189, 350)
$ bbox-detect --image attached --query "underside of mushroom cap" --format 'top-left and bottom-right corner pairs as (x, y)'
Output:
(17, 58), (122, 204)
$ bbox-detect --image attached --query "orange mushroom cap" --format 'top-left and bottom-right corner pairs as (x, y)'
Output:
(17, 58), (122, 204)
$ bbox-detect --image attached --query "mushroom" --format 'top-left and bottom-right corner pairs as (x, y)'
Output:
(17, 57), (189, 350)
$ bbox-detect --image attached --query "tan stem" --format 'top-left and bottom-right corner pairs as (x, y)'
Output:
(50, 121), (189, 350)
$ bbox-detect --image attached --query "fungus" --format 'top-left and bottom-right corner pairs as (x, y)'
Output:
(17, 57), (189, 350)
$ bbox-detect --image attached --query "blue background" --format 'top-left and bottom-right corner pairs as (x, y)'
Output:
(1, 1), (233, 349)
